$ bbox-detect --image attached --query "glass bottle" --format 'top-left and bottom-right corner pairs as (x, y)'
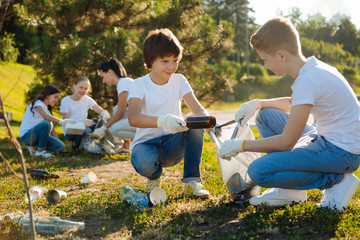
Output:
(185, 116), (216, 129)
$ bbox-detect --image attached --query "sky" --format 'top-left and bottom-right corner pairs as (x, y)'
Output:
(248, 0), (360, 29)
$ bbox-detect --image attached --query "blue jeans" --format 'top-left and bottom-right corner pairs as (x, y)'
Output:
(20, 121), (65, 152)
(248, 108), (360, 190)
(66, 125), (95, 148)
(131, 129), (204, 183)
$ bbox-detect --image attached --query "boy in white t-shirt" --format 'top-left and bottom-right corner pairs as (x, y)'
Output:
(128, 28), (210, 198)
(220, 17), (360, 211)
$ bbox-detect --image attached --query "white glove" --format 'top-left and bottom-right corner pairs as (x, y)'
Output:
(93, 125), (107, 139)
(59, 119), (77, 126)
(84, 119), (95, 127)
(235, 99), (262, 126)
(101, 110), (111, 121)
(157, 114), (188, 134)
(220, 139), (246, 160)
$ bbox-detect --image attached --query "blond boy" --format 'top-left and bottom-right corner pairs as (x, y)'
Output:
(220, 17), (360, 211)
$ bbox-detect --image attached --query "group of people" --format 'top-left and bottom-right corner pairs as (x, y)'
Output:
(19, 17), (360, 210)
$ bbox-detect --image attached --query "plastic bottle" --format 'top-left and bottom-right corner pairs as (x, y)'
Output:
(25, 186), (48, 203)
(185, 116), (216, 129)
(119, 185), (149, 209)
(30, 169), (59, 180)
(17, 215), (85, 235)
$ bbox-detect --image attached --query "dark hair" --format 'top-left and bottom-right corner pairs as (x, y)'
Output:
(143, 28), (183, 69)
(30, 85), (60, 116)
(98, 58), (127, 78)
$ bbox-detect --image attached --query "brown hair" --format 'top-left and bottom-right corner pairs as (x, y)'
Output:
(74, 76), (92, 93)
(250, 17), (301, 56)
(143, 28), (183, 69)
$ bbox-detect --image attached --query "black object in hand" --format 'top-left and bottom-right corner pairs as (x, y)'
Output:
(30, 169), (59, 180)
(185, 116), (216, 129)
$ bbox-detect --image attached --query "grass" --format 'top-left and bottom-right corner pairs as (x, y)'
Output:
(1, 122), (360, 239)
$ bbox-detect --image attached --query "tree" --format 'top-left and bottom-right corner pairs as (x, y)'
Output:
(14, 0), (235, 108)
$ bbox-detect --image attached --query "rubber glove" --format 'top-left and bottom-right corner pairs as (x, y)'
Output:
(93, 125), (107, 139)
(157, 114), (188, 134)
(84, 119), (95, 127)
(235, 99), (262, 126)
(59, 119), (77, 126)
(101, 110), (111, 121)
(220, 139), (246, 160)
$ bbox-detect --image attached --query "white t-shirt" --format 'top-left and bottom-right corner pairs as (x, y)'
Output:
(117, 77), (133, 100)
(128, 73), (192, 149)
(19, 100), (52, 138)
(292, 57), (360, 154)
(60, 95), (97, 134)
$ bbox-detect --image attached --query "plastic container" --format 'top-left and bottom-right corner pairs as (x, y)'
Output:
(18, 215), (84, 235)
(119, 185), (149, 209)
(30, 169), (59, 180)
(25, 186), (48, 203)
(64, 121), (85, 135)
(185, 116), (216, 129)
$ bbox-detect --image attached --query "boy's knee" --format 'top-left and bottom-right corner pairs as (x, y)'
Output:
(248, 161), (266, 186)
(131, 155), (159, 178)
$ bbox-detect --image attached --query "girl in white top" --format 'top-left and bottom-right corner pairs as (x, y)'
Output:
(94, 58), (136, 152)
(19, 85), (72, 158)
(60, 76), (109, 151)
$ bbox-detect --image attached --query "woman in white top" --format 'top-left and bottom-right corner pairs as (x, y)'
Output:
(60, 76), (109, 151)
(94, 58), (136, 152)
(19, 85), (72, 158)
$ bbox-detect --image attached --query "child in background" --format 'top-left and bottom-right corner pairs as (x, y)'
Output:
(127, 28), (210, 198)
(94, 58), (136, 153)
(220, 17), (360, 211)
(19, 85), (70, 158)
(60, 76), (110, 151)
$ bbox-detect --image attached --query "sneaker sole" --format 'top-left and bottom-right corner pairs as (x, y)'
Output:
(338, 176), (360, 210)
(250, 198), (305, 207)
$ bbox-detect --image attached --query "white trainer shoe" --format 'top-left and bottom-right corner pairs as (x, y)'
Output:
(145, 177), (161, 193)
(27, 146), (35, 156)
(317, 173), (360, 211)
(34, 150), (55, 158)
(250, 188), (307, 207)
(184, 181), (210, 199)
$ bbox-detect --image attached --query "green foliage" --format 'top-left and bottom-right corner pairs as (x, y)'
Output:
(12, 0), (236, 109)
(0, 32), (20, 62)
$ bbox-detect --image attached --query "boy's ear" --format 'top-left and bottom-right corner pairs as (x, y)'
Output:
(277, 50), (287, 62)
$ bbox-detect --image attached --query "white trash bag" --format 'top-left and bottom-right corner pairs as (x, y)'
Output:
(210, 120), (261, 205)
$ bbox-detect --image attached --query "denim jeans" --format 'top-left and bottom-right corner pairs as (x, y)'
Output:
(131, 129), (204, 183)
(66, 125), (95, 148)
(248, 108), (360, 190)
(20, 120), (65, 152)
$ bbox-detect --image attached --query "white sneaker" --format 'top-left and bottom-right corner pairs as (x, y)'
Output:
(250, 188), (307, 207)
(34, 150), (55, 158)
(184, 181), (210, 199)
(145, 177), (161, 193)
(27, 146), (35, 156)
(317, 173), (360, 211)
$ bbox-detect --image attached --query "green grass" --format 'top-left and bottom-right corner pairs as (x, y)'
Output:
(1, 125), (360, 239)
(0, 61), (37, 122)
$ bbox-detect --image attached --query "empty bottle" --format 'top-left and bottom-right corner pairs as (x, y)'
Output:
(30, 169), (59, 180)
(185, 116), (216, 129)
(18, 215), (85, 235)
(119, 185), (149, 209)
(25, 186), (48, 203)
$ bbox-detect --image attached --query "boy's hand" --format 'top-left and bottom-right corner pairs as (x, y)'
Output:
(235, 99), (262, 126)
(157, 114), (188, 134)
(101, 110), (111, 121)
(220, 139), (246, 160)
(59, 119), (77, 126)
(93, 125), (107, 139)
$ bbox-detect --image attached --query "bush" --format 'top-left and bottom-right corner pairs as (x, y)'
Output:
(0, 32), (19, 62)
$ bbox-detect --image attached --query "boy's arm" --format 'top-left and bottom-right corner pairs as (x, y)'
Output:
(244, 104), (312, 152)
(261, 97), (292, 113)
(128, 97), (158, 128)
(183, 92), (209, 116)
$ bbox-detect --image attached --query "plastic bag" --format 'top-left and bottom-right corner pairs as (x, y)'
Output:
(210, 121), (261, 205)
